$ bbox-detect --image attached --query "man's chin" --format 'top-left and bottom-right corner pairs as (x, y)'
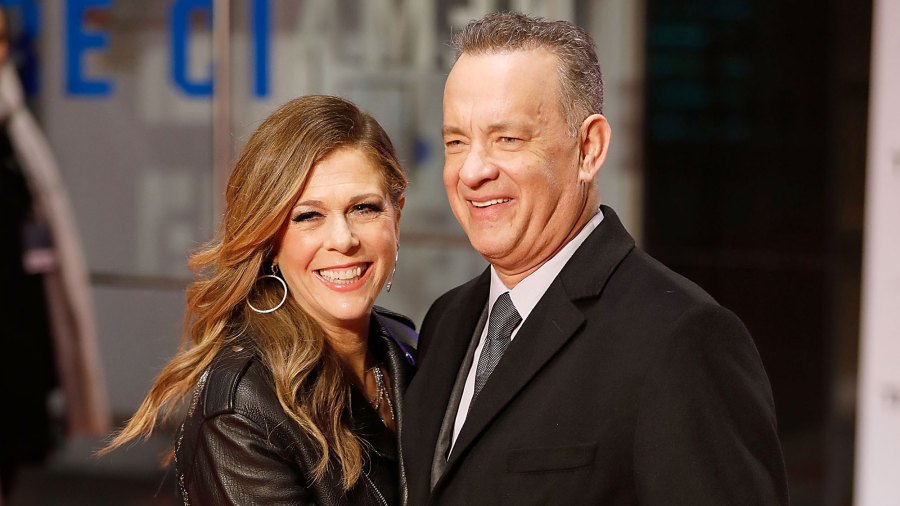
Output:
(470, 240), (514, 264)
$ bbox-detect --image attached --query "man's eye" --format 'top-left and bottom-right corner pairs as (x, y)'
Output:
(291, 211), (320, 223)
(499, 136), (519, 143)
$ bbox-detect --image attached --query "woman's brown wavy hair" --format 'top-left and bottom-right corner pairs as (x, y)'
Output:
(100, 95), (408, 490)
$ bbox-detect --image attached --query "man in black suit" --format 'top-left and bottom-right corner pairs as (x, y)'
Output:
(402, 11), (789, 505)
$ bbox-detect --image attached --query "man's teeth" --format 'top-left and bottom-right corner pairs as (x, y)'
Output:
(471, 198), (511, 208)
(319, 266), (364, 284)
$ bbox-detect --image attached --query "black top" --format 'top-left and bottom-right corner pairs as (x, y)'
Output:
(0, 124), (58, 494)
(175, 307), (417, 506)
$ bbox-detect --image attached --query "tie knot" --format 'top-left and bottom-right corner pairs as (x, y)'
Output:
(487, 292), (521, 341)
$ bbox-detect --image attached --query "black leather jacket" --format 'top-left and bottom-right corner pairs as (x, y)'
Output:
(174, 307), (417, 505)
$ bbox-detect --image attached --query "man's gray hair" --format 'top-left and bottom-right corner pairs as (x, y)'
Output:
(451, 11), (604, 135)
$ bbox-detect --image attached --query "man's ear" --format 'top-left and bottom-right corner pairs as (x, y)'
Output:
(577, 114), (612, 183)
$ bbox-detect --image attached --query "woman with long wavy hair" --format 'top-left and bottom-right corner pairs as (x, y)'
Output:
(101, 95), (416, 505)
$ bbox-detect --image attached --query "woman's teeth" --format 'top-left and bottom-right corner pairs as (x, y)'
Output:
(318, 265), (365, 284)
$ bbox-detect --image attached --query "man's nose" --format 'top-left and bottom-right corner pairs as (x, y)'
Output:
(458, 146), (500, 188)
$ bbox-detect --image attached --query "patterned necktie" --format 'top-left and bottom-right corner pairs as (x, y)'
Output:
(473, 292), (521, 399)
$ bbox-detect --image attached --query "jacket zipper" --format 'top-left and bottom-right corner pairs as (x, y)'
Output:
(364, 473), (389, 506)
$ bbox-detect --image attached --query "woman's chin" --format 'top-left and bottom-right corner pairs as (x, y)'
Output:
(305, 295), (379, 333)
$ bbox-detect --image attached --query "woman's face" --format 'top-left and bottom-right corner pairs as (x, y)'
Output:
(274, 147), (402, 335)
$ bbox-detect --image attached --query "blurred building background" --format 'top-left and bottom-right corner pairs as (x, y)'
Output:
(1, 0), (897, 505)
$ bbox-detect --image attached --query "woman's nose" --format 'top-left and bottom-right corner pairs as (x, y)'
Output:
(324, 215), (360, 252)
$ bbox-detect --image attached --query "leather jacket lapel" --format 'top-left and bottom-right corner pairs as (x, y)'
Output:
(374, 313), (416, 506)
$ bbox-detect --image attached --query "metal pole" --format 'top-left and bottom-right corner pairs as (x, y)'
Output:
(211, 0), (232, 222)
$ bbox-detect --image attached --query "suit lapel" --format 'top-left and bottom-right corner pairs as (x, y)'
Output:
(440, 282), (583, 479)
(402, 271), (490, 495)
(431, 304), (487, 486)
(437, 206), (636, 485)
(559, 206), (636, 301)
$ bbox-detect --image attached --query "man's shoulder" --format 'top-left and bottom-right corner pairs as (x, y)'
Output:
(599, 245), (731, 327)
(417, 269), (489, 354)
(620, 248), (716, 305)
(430, 267), (490, 310)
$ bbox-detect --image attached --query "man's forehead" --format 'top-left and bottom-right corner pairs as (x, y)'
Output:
(450, 48), (557, 75)
(443, 51), (561, 123)
(446, 51), (558, 94)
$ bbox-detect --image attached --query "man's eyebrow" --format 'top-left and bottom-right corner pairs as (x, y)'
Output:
(485, 121), (524, 134)
(442, 122), (529, 136)
(442, 125), (465, 137)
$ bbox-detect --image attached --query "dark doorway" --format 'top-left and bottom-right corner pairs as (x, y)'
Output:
(642, 1), (871, 504)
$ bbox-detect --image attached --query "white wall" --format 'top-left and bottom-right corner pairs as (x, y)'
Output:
(854, 0), (900, 503)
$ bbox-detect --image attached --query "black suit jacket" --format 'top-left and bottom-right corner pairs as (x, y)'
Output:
(402, 206), (788, 505)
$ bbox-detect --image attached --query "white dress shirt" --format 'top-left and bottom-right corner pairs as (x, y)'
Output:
(449, 208), (605, 450)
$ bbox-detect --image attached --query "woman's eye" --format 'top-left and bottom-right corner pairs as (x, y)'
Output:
(352, 203), (383, 215)
(291, 211), (320, 223)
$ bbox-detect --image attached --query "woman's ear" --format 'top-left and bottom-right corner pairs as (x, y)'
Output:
(577, 114), (612, 184)
(394, 195), (406, 234)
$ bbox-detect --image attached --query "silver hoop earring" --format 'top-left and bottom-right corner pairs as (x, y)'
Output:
(385, 250), (398, 293)
(247, 265), (288, 314)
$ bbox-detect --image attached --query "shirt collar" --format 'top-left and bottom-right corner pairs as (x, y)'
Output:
(488, 208), (604, 322)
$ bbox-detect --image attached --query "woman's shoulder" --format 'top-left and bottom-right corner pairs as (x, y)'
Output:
(174, 343), (320, 504)
(372, 306), (417, 347)
(190, 341), (279, 422)
(372, 305), (416, 330)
